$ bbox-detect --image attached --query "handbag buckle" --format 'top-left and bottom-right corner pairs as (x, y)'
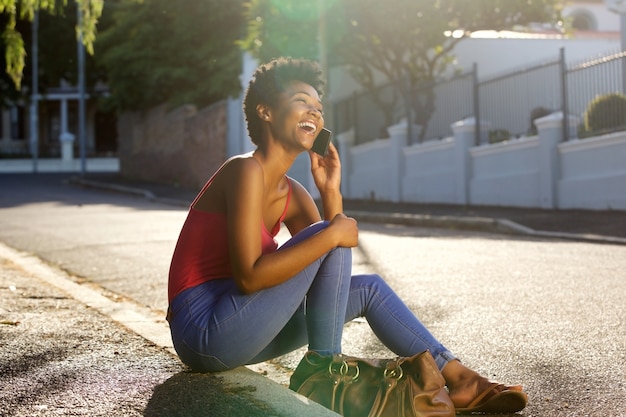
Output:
(384, 364), (404, 380)
(329, 359), (360, 382)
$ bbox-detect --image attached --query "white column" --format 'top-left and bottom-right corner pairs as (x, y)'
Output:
(387, 120), (414, 202)
(534, 112), (578, 209)
(59, 99), (75, 162)
(336, 129), (355, 198)
(451, 118), (474, 205)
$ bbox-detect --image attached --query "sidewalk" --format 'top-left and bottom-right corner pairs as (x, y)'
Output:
(0, 157), (119, 174)
(73, 173), (626, 244)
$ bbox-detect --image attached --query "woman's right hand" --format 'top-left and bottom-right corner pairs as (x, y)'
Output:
(329, 213), (358, 248)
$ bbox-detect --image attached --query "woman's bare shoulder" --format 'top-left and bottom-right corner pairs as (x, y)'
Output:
(194, 154), (262, 211)
(217, 154), (263, 181)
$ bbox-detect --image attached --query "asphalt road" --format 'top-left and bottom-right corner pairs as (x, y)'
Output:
(1, 173), (625, 416)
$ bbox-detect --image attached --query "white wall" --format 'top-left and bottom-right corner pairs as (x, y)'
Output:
(335, 114), (626, 211)
(227, 53), (257, 158)
(469, 138), (542, 207)
(558, 131), (626, 209)
(347, 139), (393, 200)
(402, 139), (457, 203)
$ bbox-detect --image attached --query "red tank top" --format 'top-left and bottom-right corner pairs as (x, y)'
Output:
(167, 178), (292, 302)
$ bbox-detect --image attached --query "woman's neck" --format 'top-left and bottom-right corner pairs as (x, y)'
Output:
(253, 147), (296, 183)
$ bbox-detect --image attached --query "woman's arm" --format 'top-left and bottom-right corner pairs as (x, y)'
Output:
(283, 140), (345, 235)
(310, 142), (343, 219)
(226, 158), (358, 294)
(283, 179), (322, 235)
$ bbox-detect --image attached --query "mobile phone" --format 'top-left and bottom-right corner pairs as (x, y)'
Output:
(311, 128), (332, 156)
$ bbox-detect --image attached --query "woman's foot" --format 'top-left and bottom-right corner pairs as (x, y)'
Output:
(443, 360), (527, 414)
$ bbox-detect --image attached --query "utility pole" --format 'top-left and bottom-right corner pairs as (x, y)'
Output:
(622, 13), (626, 94)
(30, 11), (39, 173)
(77, 3), (87, 175)
(318, 0), (328, 79)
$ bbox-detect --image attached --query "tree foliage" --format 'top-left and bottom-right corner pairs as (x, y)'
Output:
(35, 2), (107, 91)
(96, 0), (245, 112)
(0, 0), (102, 88)
(239, 0), (322, 61)
(242, 0), (564, 138)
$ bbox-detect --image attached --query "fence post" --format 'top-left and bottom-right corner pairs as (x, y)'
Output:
(351, 92), (359, 145)
(472, 63), (481, 146)
(336, 129), (355, 199)
(559, 48), (570, 142)
(451, 117), (485, 205)
(386, 120), (408, 202)
(535, 112), (562, 209)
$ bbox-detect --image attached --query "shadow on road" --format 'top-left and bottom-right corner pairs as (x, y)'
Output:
(144, 371), (276, 417)
(0, 173), (187, 212)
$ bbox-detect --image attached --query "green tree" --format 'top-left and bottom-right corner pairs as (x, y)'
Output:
(242, 0), (563, 140)
(96, 0), (245, 112)
(239, 0), (321, 61)
(0, 0), (102, 88)
(0, 2), (110, 107)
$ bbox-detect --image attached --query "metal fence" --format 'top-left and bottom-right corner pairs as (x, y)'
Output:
(479, 57), (562, 141)
(421, 71), (475, 142)
(333, 82), (399, 145)
(332, 47), (626, 145)
(566, 50), (626, 137)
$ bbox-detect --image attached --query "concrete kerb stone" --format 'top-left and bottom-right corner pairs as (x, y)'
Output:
(348, 211), (626, 245)
(68, 177), (191, 208)
(70, 177), (157, 200)
(346, 210), (524, 235)
(522, 229), (626, 245)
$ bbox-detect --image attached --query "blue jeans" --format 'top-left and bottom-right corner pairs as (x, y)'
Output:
(168, 221), (456, 372)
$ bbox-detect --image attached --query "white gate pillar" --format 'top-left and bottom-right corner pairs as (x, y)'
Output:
(534, 112), (579, 209)
(451, 117), (490, 205)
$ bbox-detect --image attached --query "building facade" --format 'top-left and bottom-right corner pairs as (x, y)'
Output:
(0, 80), (117, 159)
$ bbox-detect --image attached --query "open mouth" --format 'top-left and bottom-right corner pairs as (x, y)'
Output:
(297, 121), (317, 135)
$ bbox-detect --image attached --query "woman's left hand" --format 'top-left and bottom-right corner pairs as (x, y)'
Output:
(310, 141), (341, 194)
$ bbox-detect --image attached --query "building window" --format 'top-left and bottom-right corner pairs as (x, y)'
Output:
(10, 106), (25, 140)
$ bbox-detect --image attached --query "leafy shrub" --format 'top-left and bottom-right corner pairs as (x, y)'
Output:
(528, 106), (553, 135)
(584, 93), (626, 135)
(577, 122), (592, 139)
(489, 129), (510, 144)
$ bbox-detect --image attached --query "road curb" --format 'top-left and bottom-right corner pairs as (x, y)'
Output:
(70, 177), (157, 200)
(346, 210), (626, 245)
(69, 177), (626, 246)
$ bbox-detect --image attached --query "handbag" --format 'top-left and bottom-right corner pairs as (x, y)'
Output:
(289, 350), (455, 417)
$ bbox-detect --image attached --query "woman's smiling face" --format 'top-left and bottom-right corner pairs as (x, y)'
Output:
(269, 80), (324, 153)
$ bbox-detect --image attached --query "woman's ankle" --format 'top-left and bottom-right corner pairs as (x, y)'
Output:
(441, 360), (488, 407)
(442, 360), (478, 388)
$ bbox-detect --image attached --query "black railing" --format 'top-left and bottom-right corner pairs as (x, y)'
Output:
(479, 57), (561, 142)
(566, 50), (626, 138)
(333, 47), (626, 145)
